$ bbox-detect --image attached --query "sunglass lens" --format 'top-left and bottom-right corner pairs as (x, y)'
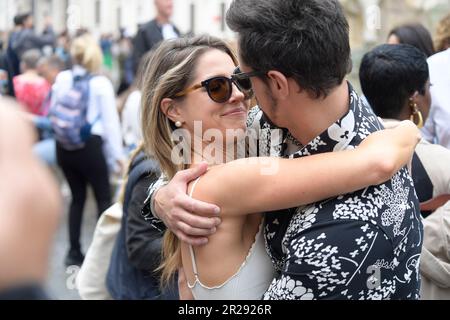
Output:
(208, 78), (231, 103)
(235, 77), (252, 91)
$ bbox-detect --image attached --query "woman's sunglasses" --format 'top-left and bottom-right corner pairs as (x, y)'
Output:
(174, 67), (264, 103)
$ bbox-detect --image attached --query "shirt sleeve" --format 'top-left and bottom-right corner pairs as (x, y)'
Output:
(264, 220), (398, 300)
(30, 28), (56, 49)
(96, 78), (125, 172)
(421, 106), (436, 144)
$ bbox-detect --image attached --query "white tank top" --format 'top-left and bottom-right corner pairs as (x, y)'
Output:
(187, 178), (275, 300)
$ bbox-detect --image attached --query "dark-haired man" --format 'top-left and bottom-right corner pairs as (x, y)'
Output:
(146, 0), (423, 300)
(12, 13), (55, 60)
(132, 0), (180, 74)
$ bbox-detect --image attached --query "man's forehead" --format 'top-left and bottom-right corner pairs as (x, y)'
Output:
(237, 61), (251, 72)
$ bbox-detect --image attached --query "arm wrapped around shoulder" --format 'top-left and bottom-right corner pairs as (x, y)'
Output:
(359, 120), (421, 184)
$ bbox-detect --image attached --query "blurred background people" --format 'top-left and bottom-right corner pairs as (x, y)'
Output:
(11, 13), (55, 60)
(0, 69), (8, 96)
(54, 30), (72, 70)
(422, 41), (450, 149)
(132, 0), (180, 75)
(387, 23), (435, 57)
(434, 13), (450, 53)
(100, 34), (114, 72)
(360, 44), (450, 213)
(119, 51), (152, 155)
(4, 14), (25, 97)
(13, 49), (51, 116)
(359, 43), (450, 299)
(31, 55), (65, 166)
(115, 29), (134, 95)
(50, 34), (124, 267)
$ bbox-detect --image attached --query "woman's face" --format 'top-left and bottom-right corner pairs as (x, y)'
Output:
(175, 49), (248, 141)
(387, 34), (401, 45)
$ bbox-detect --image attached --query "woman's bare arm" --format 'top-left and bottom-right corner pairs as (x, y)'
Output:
(192, 121), (420, 216)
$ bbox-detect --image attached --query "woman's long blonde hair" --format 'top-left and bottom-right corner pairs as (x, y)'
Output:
(141, 35), (238, 286)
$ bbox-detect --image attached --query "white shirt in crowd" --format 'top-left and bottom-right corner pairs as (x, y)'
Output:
(162, 24), (178, 40)
(52, 65), (125, 173)
(121, 90), (142, 152)
(422, 48), (450, 149)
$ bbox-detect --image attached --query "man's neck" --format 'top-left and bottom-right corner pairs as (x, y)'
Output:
(156, 14), (170, 25)
(286, 82), (350, 146)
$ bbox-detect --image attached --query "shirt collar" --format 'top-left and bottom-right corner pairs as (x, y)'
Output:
(265, 82), (364, 158)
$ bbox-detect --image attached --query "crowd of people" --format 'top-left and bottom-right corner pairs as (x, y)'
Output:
(0, 0), (450, 301)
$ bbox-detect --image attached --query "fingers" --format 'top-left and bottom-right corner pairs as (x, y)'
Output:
(169, 208), (220, 237)
(188, 198), (220, 217)
(175, 162), (209, 183)
(174, 195), (220, 217)
(169, 210), (221, 246)
(176, 221), (217, 237)
(181, 212), (221, 230)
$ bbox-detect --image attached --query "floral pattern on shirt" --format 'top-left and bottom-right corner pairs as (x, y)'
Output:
(248, 84), (423, 300)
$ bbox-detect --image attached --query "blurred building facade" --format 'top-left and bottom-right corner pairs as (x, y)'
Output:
(0, 0), (236, 39)
(1, 0), (449, 45)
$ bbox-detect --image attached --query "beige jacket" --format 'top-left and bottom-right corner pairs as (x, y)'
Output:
(414, 140), (450, 299)
(420, 202), (450, 300)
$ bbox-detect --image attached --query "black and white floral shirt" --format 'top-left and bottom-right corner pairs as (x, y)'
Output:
(246, 84), (423, 300)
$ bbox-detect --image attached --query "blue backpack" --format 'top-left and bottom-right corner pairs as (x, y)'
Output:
(49, 73), (98, 150)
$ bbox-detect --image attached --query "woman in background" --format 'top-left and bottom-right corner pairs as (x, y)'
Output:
(388, 23), (435, 57)
(360, 43), (450, 299)
(52, 34), (124, 267)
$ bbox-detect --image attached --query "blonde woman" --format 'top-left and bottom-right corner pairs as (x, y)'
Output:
(141, 36), (419, 300)
(51, 34), (125, 267)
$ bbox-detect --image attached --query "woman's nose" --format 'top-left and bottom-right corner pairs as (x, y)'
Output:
(229, 83), (245, 103)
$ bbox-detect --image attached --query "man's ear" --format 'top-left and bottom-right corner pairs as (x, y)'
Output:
(266, 70), (290, 100)
(160, 98), (183, 124)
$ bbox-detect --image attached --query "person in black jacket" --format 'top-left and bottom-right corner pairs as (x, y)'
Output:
(11, 14), (56, 60)
(132, 0), (180, 74)
(106, 145), (178, 300)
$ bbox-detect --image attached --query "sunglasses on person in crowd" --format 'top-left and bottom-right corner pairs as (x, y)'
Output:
(175, 67), (265, 103)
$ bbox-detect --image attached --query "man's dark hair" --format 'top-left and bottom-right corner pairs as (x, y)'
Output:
(13, 15), (23, 26)
(13, 13), (30, 27)
(226, 0), (352, 98)
(359, 44), (429, 119)
(389, 24), (435, 57)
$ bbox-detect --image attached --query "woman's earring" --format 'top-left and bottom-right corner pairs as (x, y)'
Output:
(409, 100), (424, 129)
(175, 121), (183, 128)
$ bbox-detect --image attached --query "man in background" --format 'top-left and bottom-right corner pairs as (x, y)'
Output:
(132, 0), (180, 74)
